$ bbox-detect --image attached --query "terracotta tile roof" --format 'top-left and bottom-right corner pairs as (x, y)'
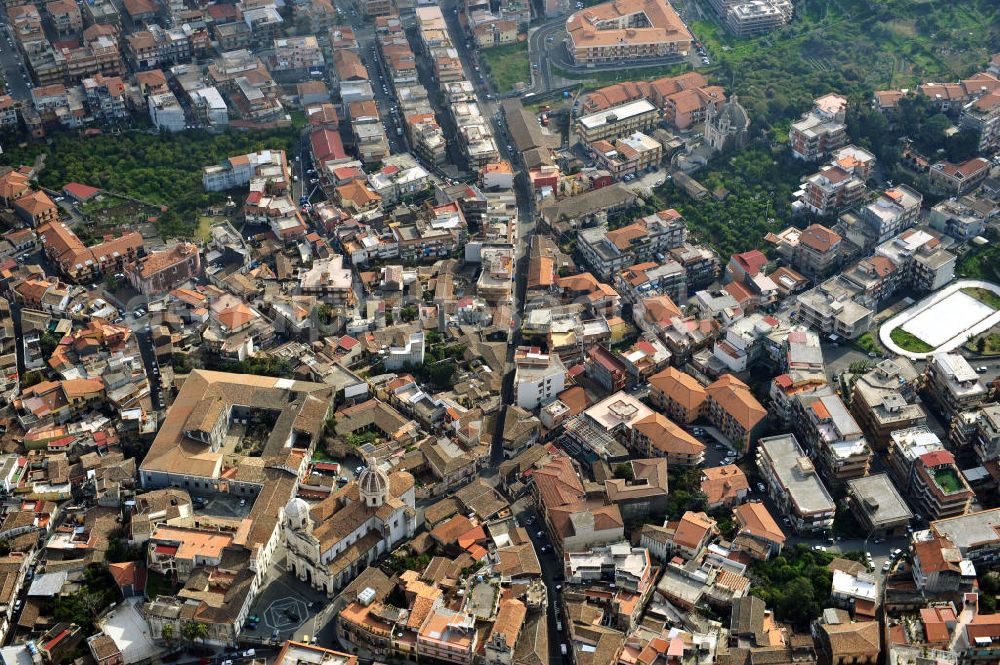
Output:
(528, 256), (555, 289)
(14, 190), (56, 216)
(430, 515), (475, 546)
(567, 0), (690, 49)
(820, 620), (879, 658)
(733, 502), (785, 544)
(642, 295), (682, 323)
(701, 465), (748, 505)
(935, 157), (990, 178)
(606, 222), (647, 251)
(673, 510), (715, 550)
(633, 412), (704, 456)
(798, 224), (841, 253)
(649, 366), (706, 412)
(488, 598), (527, 648)
(706, 374), (766, 433)
(732, 250), (768, 275)
(531, 455), (584, 510)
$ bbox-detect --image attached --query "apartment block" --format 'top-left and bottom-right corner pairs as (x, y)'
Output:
(839, 184), (923, 248)
(847, 474), (912, 538)
(928, 157), (990, 196)
(577, 209), (687, 280)
(849, 358), (925, 450)
(649, 366), (706, 424)
(575, 99), (659, 143)
(959, 90), (1000, 153)
(789, 94), (848, 161)
(928, 196), (990, 242)
(566, 0), (691, 67)
(704, 374), (767, 453)
(756, 433), (836, 534)
(795, 276), (873, 340)
(924, 353), (988, 423)
(707, 0), (792, 37)
(590, 132), (663, 178)
(793, 390), (872, 486)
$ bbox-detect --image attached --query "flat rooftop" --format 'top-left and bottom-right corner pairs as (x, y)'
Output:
(578, 99), (657, 130)
(759, 434), (835, 516)
(930, 508), (1000, 553)
(847, 474), (912, 526)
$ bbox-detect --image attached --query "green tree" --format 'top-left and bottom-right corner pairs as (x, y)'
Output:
(181, 622), (209, 645)
(161, 623), (174, 643)
(613, 463), (634, 482)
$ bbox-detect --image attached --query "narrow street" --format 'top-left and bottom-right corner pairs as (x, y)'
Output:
(434, 4), (560, 661)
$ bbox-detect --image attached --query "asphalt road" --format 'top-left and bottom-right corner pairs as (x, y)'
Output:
(0, 26), (31, 100)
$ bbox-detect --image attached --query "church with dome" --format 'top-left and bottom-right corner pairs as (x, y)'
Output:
(704, 95), (750, 153)
(283, 465), (416, 595)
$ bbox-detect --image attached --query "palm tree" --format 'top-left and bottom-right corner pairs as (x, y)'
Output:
(181, 622), (209, 647)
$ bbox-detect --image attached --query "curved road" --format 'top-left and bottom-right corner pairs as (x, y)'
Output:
(524, 14), (705, 94)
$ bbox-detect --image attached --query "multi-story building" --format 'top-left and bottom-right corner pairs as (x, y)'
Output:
(928, 196), (990, 242)
(927, 508), (1000, 566)
(615, 260), (687, 305)
(203, 150), (289, 192)
(514, 347), (566, 411)
(272, 36), (324, 72)
(147, 91), (185, 132)
(928, 157), (991, 196)
(789, 223), (843, 280)
(846, 474), (912, 538)
(885, 425), (972, 520)
(924, 353), (988, 423)
(793, 391), (872, 487)
(590, 132), (663, 178)
(707, 0), (792, 37)
(649, 366), (706, 424)
(850, 358), (925, 450)
(789, 94), (848, 161)
(756, 433), (836, 534)
(0, 96), (18, 129)
(840, 184), (923, 248)
(797, 164), (867, 217)
(959, 90), (1000, 153)
(795, 276), (873, 340)
(82, 74), (127, 122)
(577, 209), (687, 280)
(909, 449), (974, 520)
(704, 374), (767, 453)
(565, 0), (691, 66)
(38, 221), (143, 282)
(575, 99), (659, 143)
(46, 0), (82, 36)
(125, 243), (201, 295)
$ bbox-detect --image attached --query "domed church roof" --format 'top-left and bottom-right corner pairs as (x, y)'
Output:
(284, 497), (311, 526)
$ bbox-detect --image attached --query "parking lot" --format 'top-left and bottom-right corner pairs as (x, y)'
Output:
(194, 493), (255, 520)
(244, 565), (334, 646)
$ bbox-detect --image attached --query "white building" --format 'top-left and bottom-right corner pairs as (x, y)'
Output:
(283, 466), (416, 595)
(514, 347), (566, 410)
(190, 86), (229, 128)
(148, 91), (186, 132)
(385, 332), (425, 371)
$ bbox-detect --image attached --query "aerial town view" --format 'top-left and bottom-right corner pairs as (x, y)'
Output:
(0, 0), (998, 663)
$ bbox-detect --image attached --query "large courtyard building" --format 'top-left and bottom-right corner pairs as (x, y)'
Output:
(566, 0), (691, 67)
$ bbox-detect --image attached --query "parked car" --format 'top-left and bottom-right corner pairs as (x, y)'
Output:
(882, 561), (891, 572)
